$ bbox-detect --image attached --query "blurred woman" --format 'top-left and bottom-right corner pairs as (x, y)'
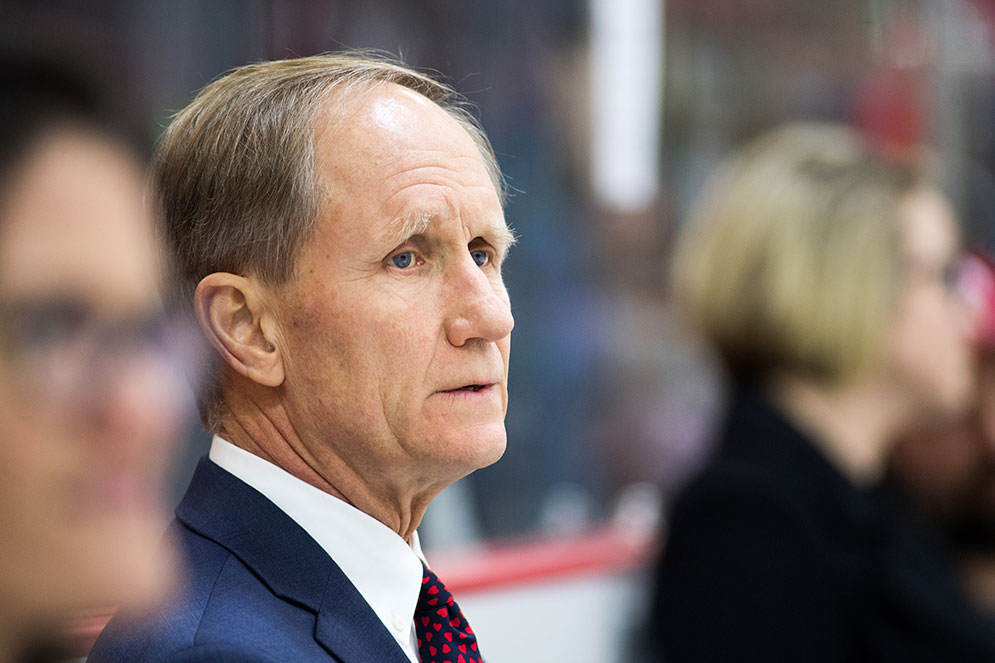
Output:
(885, 251), (995, 616)
(649, 123), (995, 661)
(0, 49), (185, 661)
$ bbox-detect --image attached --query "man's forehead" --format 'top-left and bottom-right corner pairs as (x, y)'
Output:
(368, 87), (436, 132)
(317, 82), (438, 140)
(313, 82), (506, 246)
(317, 82), (488, 175)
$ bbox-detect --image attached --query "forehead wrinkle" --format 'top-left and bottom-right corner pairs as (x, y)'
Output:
(378, 163), (485, 196)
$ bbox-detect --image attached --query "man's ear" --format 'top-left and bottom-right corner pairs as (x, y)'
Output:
(194, 273), (285, 387)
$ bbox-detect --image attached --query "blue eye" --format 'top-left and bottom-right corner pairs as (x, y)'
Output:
(471, 249), (489, 267)
(391, 252), (414, 269)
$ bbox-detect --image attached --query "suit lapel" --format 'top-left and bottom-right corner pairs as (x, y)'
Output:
(176, 458), (411, 663)
(314, 572), (415, 663)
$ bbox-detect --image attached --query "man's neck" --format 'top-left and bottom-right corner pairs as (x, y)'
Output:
(217, 386), (439, 542)
(220, 414), (345, 500)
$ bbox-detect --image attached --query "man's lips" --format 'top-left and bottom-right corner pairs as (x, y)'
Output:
(436, 381), (499, 395)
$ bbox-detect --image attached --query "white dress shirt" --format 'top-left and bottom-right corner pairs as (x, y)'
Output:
(209, 436), (424, 663)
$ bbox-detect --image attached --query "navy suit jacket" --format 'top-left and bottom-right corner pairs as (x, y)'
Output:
(88, 457), (412, 663)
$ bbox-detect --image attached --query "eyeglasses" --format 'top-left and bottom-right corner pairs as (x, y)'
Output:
(0, 297), (202, 408)
(903, 254), (973, 297)
(959, 252), (995, 351)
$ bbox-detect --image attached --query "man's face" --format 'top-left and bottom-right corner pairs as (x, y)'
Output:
(272, 84), (514, 499)
(0, 130), (182, 617)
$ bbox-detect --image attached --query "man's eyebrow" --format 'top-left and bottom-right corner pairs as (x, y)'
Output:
(382, 211), (517, 250)
(382, 211), (435, 244)
(487, 223), (518, 252)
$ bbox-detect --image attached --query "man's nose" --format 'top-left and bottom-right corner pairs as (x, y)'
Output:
(443, 257), (514, 347)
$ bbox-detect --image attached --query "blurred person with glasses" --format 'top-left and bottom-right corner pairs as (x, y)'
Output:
(886, 250), (995, 617)
(0, 44), (188, 662)
(648, 123), (995, 661)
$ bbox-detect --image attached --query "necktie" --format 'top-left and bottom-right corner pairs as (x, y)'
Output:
(415, 564), (482, 663)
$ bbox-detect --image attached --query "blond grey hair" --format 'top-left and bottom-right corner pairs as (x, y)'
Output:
(153, 50), (504, 430)
(671, 122), (923, 384)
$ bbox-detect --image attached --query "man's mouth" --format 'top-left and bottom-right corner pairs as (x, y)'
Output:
(440, 383), (496, 394)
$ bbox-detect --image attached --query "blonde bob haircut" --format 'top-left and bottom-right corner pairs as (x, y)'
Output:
(671, 122), (922, 385)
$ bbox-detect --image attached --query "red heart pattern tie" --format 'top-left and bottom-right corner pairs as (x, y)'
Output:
(415, 564), (482, 663)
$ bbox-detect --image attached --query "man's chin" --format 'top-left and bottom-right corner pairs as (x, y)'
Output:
(475, 433), (507, 470)
(442, 424), (507, 475)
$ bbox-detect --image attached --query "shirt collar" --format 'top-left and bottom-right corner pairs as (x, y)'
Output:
(208, 436), (423, 662)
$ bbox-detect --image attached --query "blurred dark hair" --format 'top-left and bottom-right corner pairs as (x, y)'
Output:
(0, 36), (140, 188)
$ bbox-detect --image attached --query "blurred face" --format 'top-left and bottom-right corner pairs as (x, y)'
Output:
(884, 186), (975, 422)
(888, 355), (995, 548)
(0, 130), (183, 623)
(272, 84), (514, 499)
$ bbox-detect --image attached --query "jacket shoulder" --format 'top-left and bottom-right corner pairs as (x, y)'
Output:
(87, 520), (235, 662)
(90, 517), (340, 662)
